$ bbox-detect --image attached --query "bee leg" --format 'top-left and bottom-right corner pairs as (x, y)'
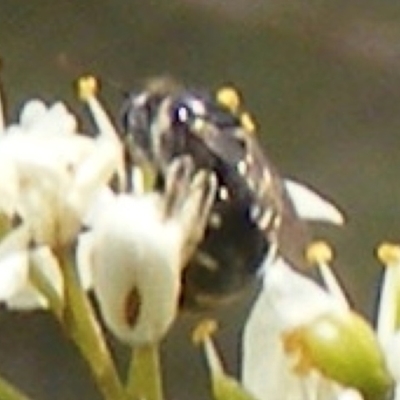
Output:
(179, 170), (217, 268)
(162, 155), (195, 219)
(161, 155), (217, 267)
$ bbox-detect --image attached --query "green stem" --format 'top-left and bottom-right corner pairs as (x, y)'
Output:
(57, 247), (127, 400)
(126, 344), (163, 400)
(0, 375), (35, 400)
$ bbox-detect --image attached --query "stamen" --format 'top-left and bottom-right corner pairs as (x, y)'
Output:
(77, 76), (126, 191)
(192, 318), (218, 345)
(240, 112), (256, 134)
(216, 86), (240, 114)
(376, 242), (400, 266)
(77, 76), (119, 142)
(306, 241), (349, 309)
(192, 319), (224, 375)
(78, 75), (98, 100)
(306, 241), (333, 265)
(375, 242), (400, 345)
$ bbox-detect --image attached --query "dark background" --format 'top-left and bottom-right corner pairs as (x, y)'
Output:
(1, 1), (400, 399)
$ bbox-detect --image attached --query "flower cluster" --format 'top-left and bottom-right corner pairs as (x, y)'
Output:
(0, 75), (398, 400)
(195, 242), (400, 400)
(0, 76), (220, 400)
(0, 80), (124, 309)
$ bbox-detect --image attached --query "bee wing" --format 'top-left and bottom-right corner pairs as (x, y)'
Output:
(195, 124), (311, 269)
(276, 192), (311, 270)
(244, 136), (311, 269)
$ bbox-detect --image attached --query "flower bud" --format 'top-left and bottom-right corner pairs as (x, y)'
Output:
(284, 311), (394, 400)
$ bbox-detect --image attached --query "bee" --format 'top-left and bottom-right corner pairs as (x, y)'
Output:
(120, 78), (308, 310)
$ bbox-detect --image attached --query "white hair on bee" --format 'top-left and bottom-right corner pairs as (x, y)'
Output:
(187, 98), (206, 116)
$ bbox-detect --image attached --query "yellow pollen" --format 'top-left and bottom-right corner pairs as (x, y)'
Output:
(282, 330), (314, 375)
(376, 242), (400, 266)
(192, 319), (218, 345)
(216, 86), (241, 113)
(306, 240), (333, 266)
(240, 112), (256, 134)
(78, 76), (98, 101)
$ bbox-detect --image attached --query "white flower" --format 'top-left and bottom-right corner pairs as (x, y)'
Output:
(0, 77), (124, 309)
(239, 185), (399, 400)
(192, 261), (365, 400)
(0, 98), (122, 247)
(189, 181), (368, 400)
(242, 258), (346, 400)
(84, 157), (217, 345)
(242, 241), (397, 400)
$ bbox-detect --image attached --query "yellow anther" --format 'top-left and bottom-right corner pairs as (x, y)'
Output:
(377, 242), (400, 266)
(306, 240), (333, 266)
(192, 319), (218, 345)
(78, 76), (98, 101)
(240, 112), (256, 134)
(216, 86), (241, 113)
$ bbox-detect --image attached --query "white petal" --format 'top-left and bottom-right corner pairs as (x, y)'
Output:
(242, 293), (307, 400)
(19, 100), (47, 129)
(47, 102), (77, 135)
(76, 231), (95, 290)
(67, 140), (121, 218)
(3, 125), (23, 136)
(30, 246), (63, 299)
(91, 194), (182, 345)
(337, 388), (364, 400)
(0, 251), (29, 301)
(3, 133), (109, 246)
(14, 164), (70, 245)
(0, 159), (19, 217)
(242, 259), (344, 400)
(285, 179), (345, 225)
(394, 385), (400, 400)
(0, 228), (61, 309)
(262, 258), (342, 328)
(0, 224), (29, 251)
(82, 187), (115, 227)
(6, 247), (62, 310)
(5, 286), (47, 309)
(18, 100), (77, 137)
(0, 228), (44, 309)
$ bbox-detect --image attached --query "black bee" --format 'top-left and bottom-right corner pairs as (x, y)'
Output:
(120, 78), (308, 310)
